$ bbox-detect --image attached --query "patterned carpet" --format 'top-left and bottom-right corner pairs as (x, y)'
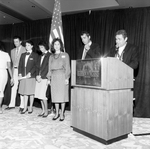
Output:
(0, 106), (150, 149)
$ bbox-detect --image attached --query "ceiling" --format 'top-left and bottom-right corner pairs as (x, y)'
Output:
(0, 0), (150, 25)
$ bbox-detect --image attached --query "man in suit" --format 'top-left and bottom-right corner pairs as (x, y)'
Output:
(5, 36), (26, 112)
(77, 31), (101, 60)
(107, 29), (139, 69)
(107, 29), (139, 114)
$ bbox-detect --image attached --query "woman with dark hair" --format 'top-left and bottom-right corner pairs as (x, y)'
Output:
(34, 41), (51, 117)
(18, 40), (38, 114)
(47, 38), (70, 121)
(0, 42), (13, 113)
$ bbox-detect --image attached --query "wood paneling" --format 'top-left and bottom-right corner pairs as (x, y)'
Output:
(71, 88), (133, 141)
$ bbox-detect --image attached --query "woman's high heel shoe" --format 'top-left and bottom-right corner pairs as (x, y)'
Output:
(20, 109), (28, 114)
(43, 114), (49, 118)
(60, 115), (65, 121)
(38, 113), (44, 117)
(52, 114), (60, 120)
(28, 110), (33, 114)
(28, 108), (33, 114)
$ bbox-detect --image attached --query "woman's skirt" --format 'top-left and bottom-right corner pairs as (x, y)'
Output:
(51, 70), (69, 103)
(18, 78), (36, 95)
(34, 79), (48, 100)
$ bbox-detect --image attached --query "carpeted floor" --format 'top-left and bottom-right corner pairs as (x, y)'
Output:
(0, 105), (150, 149)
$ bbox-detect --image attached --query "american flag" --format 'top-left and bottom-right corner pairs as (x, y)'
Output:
(49, 0), (64, 50)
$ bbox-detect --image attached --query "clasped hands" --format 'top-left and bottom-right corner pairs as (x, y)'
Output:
(36, 75), (41, 83)
(18, 72), (31, 80)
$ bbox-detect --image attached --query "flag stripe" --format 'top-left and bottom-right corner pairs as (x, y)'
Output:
(59, 26), (64, 43)
(53, 29), (59, 38)
(49, 0), (65, 51)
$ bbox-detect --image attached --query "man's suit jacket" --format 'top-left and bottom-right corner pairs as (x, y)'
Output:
(11, 46), (26, 68)
(18, 52), (38, 78)
(77, 43), (101, 59)
(36, 52), (51, 79)
(108, 43), (139, 69)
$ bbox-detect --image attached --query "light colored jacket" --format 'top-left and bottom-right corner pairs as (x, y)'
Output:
(11, 45), (26, 69)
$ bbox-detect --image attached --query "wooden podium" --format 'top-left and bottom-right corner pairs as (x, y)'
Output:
(71, 57), (133, 144)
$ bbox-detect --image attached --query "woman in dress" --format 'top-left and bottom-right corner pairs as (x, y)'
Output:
(18, 40), (38, 114)
(35, 41), (51, 117)
(0, 42), (14, 113)
(47, 38), (70, 121)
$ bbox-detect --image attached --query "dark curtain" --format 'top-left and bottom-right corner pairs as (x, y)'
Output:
(1, 7), (150, 117)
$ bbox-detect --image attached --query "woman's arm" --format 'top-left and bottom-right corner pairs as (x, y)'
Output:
(7, 62), (14, 86)
(46, 55), (52, 80)
(64, 53), (71, 85)
(65, 53), (71, 80)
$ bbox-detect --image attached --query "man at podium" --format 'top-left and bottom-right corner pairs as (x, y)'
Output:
(108, 29), (139, 69)
(77, 31), (101, 60)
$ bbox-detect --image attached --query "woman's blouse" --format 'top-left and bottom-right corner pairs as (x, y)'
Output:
(0, 50), (11, 69)
(47, 52), (70, 80)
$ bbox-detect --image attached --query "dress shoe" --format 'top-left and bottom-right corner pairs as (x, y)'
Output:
(52, 114), (60, 120)
(20, 109), (28, 114)
(28, 110), (33, 114)
(59, 115), (65, 121)
(5, 107), (15, 110)
(38, 113), (44, 117)
(19, 108), (24, 113)
(28, 108), (33, 114)
(43, 114), (49, 118)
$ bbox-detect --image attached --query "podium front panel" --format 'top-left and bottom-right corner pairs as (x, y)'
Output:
(76, 59), (101, 87)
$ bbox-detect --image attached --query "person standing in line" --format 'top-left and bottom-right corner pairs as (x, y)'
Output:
(5, 36), (26, 112)
(77, 31), (101, 60)
(0, 42), (14, 113)
(18, 40), (38, 114)
(47, 38), (70, 121)
(34, 41), (51, 117)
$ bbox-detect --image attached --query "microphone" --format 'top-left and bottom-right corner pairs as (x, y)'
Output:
(115, 44), (120, 60)
(115, 44), (119, 51)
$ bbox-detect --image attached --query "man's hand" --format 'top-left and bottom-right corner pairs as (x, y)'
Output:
(84, 44), (90, 51)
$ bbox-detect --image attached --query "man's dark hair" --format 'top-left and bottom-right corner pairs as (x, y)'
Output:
(13, 36), (22, 41)
(116, 30), (127, 39)
(80, 31), (90, 37)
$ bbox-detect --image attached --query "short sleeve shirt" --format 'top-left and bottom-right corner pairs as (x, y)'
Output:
(0, 51), (11, 69)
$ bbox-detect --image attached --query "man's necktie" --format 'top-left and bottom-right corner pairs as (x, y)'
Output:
(116, 50), (124, 61)
(16, 48), (19, 55)
(82, 49), (88, 60)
